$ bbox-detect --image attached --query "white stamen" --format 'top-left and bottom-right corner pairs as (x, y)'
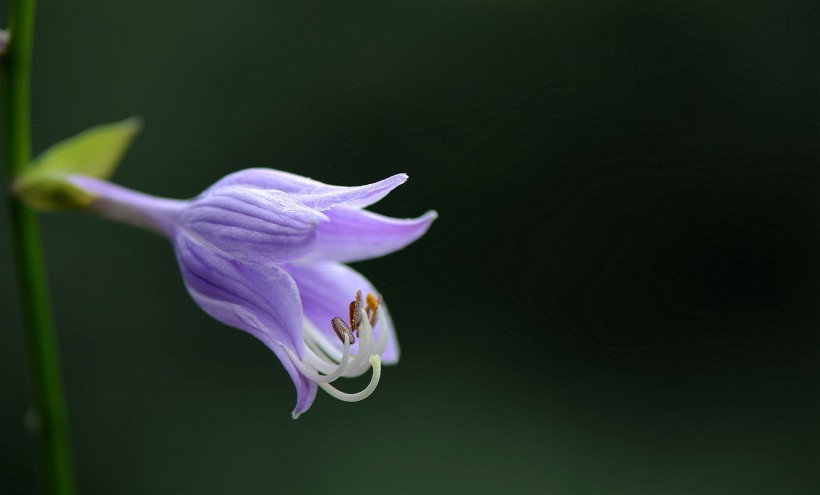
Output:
(374, 308), (388, 355)
(348, 312), (377, 376)
(285, 333), (351, 384)
(286, 296), (386, 404)
(318, 355), (381, 402)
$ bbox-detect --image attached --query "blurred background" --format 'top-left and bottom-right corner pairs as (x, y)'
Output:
(2, 1), (818, 493)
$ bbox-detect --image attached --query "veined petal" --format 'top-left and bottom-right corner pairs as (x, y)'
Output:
(284, 261), (400, 364)
(206, 168), (408, 210)
(173, 232), (318, 416)
(179, 185), (327, 264)
(303, 207), (438, 264)
(206, 168), (340, 195)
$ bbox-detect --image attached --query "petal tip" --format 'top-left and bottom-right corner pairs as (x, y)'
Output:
(383, 173), (409, 189)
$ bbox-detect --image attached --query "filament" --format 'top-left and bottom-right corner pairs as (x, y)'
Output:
(319, 355), (382, 402)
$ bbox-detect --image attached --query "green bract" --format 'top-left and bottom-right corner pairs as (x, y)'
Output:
(14, 117), (142, 209)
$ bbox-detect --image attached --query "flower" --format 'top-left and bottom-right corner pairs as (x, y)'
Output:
(66, 169), (436, 417)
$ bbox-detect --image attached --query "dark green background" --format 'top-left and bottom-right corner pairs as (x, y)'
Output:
(2, 1), (818, 493)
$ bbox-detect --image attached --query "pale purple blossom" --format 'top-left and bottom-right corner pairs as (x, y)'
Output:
(0, 30), (9, 56)
(68, 169), (436, 417)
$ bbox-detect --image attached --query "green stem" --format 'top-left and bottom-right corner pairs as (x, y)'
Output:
(2, 1), (76, 494)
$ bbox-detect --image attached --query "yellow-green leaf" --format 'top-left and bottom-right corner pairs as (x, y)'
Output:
(27, 116), (142, 180)
(13, 174), (96, 210)
(14, 117), (142, 210)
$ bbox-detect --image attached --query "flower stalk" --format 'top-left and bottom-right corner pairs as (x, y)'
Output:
(2, 0), (76, 493)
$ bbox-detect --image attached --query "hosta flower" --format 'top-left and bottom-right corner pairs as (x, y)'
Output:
(66, 169), (436, 417)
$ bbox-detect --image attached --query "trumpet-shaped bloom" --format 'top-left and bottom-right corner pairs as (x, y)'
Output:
(67, 169), (436, 417)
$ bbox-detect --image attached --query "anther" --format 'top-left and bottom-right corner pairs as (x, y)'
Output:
(349, 290), (364, 334)
(366, 293), (382, 327)
(331, 317), (354, 345)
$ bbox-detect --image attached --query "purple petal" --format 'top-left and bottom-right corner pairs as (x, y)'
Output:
(283, 261), (400, 364)
(173, 232), (318, 416)
(293, 174), (408, 211)
(206, 168), (337, 195)
(303, 207), (438, 263)
(180, 186), (327, 264)
(206, 168), (408, 210)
